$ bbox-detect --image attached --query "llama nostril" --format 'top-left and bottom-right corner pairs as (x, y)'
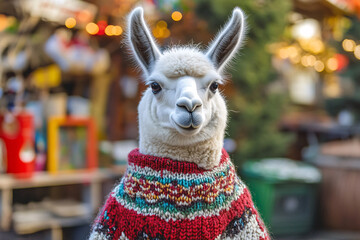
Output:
(176, 103), (191, 112)
(177, 98), (202, 113)
(192, 99), (202, 112)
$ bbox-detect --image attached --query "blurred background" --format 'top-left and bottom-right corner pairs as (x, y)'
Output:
(0, 0), (360, 239)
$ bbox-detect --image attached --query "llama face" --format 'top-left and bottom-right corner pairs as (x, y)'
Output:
(146, 48), (223, 137)
(128, 7), (246, 162)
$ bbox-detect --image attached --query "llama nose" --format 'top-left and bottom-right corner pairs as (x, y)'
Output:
(176, 97), (202, 113)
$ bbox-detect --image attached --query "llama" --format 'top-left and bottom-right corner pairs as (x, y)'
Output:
(89, 7), (270, 240)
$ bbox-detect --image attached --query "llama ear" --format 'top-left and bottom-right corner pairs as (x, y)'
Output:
(128, 7), (161, 75)
(206, 7), (246, 71)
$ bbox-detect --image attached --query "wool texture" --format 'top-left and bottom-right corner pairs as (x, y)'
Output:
(89, 148), (270, 240)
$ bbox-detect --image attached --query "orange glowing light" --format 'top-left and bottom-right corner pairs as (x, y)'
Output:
(105, 25), (114, 36)
(156, 20), (167, 29)
(86, 22), (99, 35)
(65, 17), (76, 28)
(113, 26), (123, 36)
(171, 11), (183, 21)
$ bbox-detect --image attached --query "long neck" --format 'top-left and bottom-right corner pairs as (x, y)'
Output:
(139, 134), (224, 169)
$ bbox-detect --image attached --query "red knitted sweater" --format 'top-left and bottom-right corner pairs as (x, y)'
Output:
(89, 148), (270, 240)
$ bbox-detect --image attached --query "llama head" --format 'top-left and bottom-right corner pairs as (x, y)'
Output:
(128, 7), (246, 169)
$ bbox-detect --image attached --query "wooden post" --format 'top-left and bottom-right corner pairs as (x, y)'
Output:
(0, 188), (12, 231)
(90, 180), (101, 214)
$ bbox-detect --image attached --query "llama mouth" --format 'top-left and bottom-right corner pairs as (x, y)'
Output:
(179, 125), (198, 131)
(174, 121), (199, 131)
(170, 114), (202, 135)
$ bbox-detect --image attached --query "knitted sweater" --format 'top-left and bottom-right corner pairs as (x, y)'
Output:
(89, 148), (270, 240)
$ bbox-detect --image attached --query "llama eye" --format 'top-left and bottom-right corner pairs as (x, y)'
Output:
(209, 82), (219, 93)
(150, 82), (162, 94)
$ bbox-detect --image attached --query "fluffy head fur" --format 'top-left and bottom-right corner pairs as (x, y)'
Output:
(128, 7), (246, 169)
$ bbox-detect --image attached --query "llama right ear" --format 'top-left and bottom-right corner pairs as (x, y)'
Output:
(128, 7), (161, 75)
(206, 7), (246, 72)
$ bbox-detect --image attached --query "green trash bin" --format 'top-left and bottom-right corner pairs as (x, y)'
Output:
(241, 158), (321, 236)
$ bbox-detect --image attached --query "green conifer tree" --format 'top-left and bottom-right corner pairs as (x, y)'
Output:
(195, 0), (293, 166)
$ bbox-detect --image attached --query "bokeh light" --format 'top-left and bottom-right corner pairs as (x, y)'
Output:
(172, 11), (183, 21)
(156, 20), (167, 29)
(105, 25), (114, 36)
(65, 17), (76, 29)
(86, 22), (99, 35)
(309, 39), (324, 54)
(355, 45), (360, 60)
(342, 39), (356, 52)
(113, 26), (123, 36)
(314, 60), (325, 72)
(0, 14), (8, 31)
(153, 20), (170, 38)
(326, 57), (338, 71)
(105, 25), (123, 36)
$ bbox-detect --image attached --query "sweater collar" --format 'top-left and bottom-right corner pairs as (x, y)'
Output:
(128, 148), (229, 174)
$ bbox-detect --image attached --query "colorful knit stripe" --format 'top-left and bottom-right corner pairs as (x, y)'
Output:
(127, 159), (231, 183)
(124, 164), (234, 193)
(111, 156), (244, 221)
(92, 187), (260, 240)
(112, 180), (244, 221)
(128, 148), (229, 174)
(121, 163), (236, 206)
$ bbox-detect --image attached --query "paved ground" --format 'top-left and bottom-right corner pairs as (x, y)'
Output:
(277, 230), (360, 240)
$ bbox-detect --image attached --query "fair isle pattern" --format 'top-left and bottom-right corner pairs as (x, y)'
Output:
(111, 152), (245, 221)
(122, 161), (237, 205)
(111, 173), (244, 221)
(89, 149), (270, 240)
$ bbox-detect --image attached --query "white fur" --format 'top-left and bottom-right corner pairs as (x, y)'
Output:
(128, 7), (246, 169)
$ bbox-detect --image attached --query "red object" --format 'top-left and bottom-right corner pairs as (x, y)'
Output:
(335, 53), (349, 71)
(97, 20), (107, 36)
(0, 112), (35, 178)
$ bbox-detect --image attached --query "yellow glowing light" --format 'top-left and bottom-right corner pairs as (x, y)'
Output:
(287, 46), (298, 58)
(0, 14), (9, 32)
(86, 22), (99, 35)
(314, 60), (325, 72)
(307, 55), (316, 66)
(163, 28), (171, 38)
(301, 55), (309, 67)
(156, 20), (167, 29)
(171, 11), (183, 21)
(354, 45), (360, 60)
(152, 28), (160, 38)
(113, 26), (123, 36)
(326, 57), (338, 71)
(105, 25), (114, 36)
(153, 26), (170, 38)
(65, 17), (76, 28)
(290, 55), (301, 64)
(342, 39), (356, 52)
(278, 48), (288, 59)
(309, 39), (324, 54)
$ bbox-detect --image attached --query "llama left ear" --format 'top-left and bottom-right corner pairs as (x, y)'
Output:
(206, 7), (246, 71)
(128, 7), (161, 76)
